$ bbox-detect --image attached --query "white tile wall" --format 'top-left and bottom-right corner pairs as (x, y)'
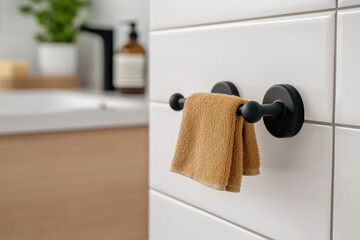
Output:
(0, 0), (38, 73)
(338, 0), (360, 7)
(150, 12), (335, 123)
(333, 127), (360, 240)
(150, 190), (266, 240)
(87, 0), (149, 49)
(80, 0), (149, 89)
(0, 0), (149, 89)
(148, 0), (360, 239)
(336, 8), (360, 126)
(150, 103), (333, 240)
(150, 0), (335, 29)
(334, 12), (360, 240)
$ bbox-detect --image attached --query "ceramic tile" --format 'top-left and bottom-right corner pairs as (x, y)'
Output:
(338, 0), (360, 7)
(150, 190), (266, 240)
(150, 0), (335, 29)
(78, 0), (149, 89)
(149, 102), (333, 240)
(336, 9), (360, 126)
(1, 0), (37, 36)
(150, 12), (335, 123)
(333, 127), (360, 240)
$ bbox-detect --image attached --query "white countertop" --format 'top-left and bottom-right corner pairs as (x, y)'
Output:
(0, 89), (149, 135)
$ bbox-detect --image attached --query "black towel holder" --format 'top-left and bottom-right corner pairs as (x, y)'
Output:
(169, 81), (304, 138)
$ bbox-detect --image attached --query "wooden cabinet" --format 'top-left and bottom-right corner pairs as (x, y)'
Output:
(0, 127), (148, 240)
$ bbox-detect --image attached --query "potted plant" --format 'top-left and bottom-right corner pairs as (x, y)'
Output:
(20, 0), (90, 76)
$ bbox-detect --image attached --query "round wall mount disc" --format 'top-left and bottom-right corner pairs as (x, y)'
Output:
(211, 81), (240, 96)
(262, 84), (304, 138)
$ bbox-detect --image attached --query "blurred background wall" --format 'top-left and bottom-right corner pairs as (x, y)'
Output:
(0, 0), (149, 90)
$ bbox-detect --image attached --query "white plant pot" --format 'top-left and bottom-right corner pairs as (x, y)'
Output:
(38, 43), (78, 76)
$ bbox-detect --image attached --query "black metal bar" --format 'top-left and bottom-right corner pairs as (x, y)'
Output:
(262, 103), (285, 117)
(172, 96), (285, 124)
(237, 101), (285, 123)
(169, 82), (304, 138)
(178, 98), (186, 109)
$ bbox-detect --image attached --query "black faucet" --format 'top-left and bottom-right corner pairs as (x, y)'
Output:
(80, 25), (115, 91)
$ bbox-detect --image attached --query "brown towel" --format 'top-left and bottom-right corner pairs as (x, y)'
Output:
(171, 93), (260, 192)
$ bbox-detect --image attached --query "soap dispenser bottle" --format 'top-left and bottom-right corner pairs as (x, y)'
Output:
(114, 22), (146, 94)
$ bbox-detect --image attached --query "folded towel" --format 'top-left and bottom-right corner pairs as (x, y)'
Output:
(171, 93), (260, 192)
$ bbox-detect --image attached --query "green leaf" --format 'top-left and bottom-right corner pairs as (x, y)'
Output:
(35, 33), (49, 42)
(18, 0), (91, 43)
(19, 5), (33, 14)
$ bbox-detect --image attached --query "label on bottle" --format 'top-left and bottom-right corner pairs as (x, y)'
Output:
(114, 53), (146, 88)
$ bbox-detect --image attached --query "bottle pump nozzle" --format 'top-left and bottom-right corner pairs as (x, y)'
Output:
(129, 22), (138, 39)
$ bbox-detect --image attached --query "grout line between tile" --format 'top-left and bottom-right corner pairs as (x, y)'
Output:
(150, 8), (336, 32)
(304, 120), (333, 126)
(330, 9), (338, 240)
(151, 100), (345, 128)
(150, 100), (169, 105)
(335, 123), (360, 130)
(149, 187), (273, 240)
(338, 4), (360, 10)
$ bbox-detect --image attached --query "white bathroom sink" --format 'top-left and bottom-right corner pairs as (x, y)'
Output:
(0, 90), (101, 115)
(0, 89), (148, 135)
